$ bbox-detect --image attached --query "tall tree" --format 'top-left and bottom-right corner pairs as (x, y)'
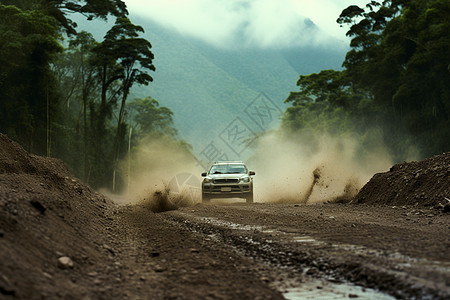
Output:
(336, 0), (450, 156)
(92, 17), (155, 190)
(52, 31), (99, 180)
(72, 32), (99, 181)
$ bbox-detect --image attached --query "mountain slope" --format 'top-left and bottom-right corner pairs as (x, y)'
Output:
(72, 14), (348, 160)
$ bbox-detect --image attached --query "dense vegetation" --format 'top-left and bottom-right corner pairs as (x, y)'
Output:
(0, 0), (186, 190)
(284, 0), (450, 161)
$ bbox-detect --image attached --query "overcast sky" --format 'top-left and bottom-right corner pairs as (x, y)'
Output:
(124, 0), (358, 49)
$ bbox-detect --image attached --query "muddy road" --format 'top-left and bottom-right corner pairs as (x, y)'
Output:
(164, 202), (450, 298)
(127, 201), (449, 299)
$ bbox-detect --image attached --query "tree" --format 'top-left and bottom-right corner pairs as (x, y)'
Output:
(104, 18), (155, 189)
(0, 4), (62, 153)
(51, 31), (100, 181)
(128, 97), (177, 139)
(0, 0), (128, 35)
(284, 0), (450, 160)
(90, 17), (155, 190)
(336, 0), (450, 156)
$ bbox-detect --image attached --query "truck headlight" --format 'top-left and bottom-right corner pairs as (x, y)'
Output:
(204, 177), (212, 183)
(240, 176), (250, 183)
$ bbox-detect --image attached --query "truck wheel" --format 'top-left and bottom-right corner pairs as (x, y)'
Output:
(246, 193), (254, 203)
(202, 194), (211, 203)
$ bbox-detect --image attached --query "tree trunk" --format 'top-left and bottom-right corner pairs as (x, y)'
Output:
(112, 86), (130, 192)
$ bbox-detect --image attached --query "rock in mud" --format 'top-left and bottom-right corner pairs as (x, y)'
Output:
(57, 256), (74, 269)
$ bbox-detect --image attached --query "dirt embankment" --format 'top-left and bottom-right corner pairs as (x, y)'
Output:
(354, 153), (450, 209)
(0, 133), (120, 298)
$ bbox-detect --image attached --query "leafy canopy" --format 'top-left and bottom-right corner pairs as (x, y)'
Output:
(284, 0), (450, 159)
(1, 0), (128, 34)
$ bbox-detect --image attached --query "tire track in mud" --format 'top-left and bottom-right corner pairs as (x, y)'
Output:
(163, 210), (448, 299)
(113, 205), (285, 299)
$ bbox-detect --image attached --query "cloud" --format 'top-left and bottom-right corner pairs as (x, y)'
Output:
(125, 0), (355, 49)
(289, 0), (356, 42)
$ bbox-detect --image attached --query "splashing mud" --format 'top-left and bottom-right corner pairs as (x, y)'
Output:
(139, 184), (195, 213)
(302, 167), (321, 203)
(249, 130), (393, 203)
(114, 135), (202, 206)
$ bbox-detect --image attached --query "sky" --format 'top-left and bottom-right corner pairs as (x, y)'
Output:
(124, 0), (359, 49)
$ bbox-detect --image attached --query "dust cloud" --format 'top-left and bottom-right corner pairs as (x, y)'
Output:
(248, 130), (393, 203)
(115, 135), (203, 209)
(113, 128), (395, 207)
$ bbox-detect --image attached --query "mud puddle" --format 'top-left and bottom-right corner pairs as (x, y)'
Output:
(201, 216), (450, 275)
(283, 278), (395, 299)
(200, 217), (397, 299)
(167, 213), (397, 299)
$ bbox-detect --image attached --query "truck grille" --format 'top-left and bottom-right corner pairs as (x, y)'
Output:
(213, 178), (239, 184)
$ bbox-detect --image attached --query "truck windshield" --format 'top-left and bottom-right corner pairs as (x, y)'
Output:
(209, 164), (247, 174)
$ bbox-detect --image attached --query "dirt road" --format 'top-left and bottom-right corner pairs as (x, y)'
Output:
(123, 201), (449, 299)
(164, 201), (450, 298)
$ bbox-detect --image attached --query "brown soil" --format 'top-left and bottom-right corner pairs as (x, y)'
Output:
(354, 153), (450, 207)
(0, 133), (449, 299)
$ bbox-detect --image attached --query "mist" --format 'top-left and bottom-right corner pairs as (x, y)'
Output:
(125, 0), (354, 49)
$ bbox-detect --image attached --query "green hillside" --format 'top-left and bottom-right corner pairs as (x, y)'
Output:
(75, 14), (347, 160)
(128, 16), (347, 160)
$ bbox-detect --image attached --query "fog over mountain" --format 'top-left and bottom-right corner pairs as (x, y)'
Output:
(124, 0), (353, 48)
(73, 7), (349, 163)
(128, 15), (347, 162)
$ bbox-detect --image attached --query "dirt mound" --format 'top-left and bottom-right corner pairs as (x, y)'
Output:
(0, 133), (117, 298)
(353, 152), (450, 208)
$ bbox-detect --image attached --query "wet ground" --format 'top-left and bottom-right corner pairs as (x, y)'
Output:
(162, 201), (449, 299)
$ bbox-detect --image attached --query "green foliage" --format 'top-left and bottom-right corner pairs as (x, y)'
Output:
(128, 97), (177, 138)
(285, 0), (450, 160)
(1, 0), (128, 35)
(0, 0), (189, 192)
(0, 4), (62, 153)
(51, 31), (102, 181)
(93, 17), (156, 181)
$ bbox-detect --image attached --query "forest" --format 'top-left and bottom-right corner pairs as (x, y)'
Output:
(0, 0), (190, 190)
(283, 0), (449, 161)
(0, 0), (449, 190)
